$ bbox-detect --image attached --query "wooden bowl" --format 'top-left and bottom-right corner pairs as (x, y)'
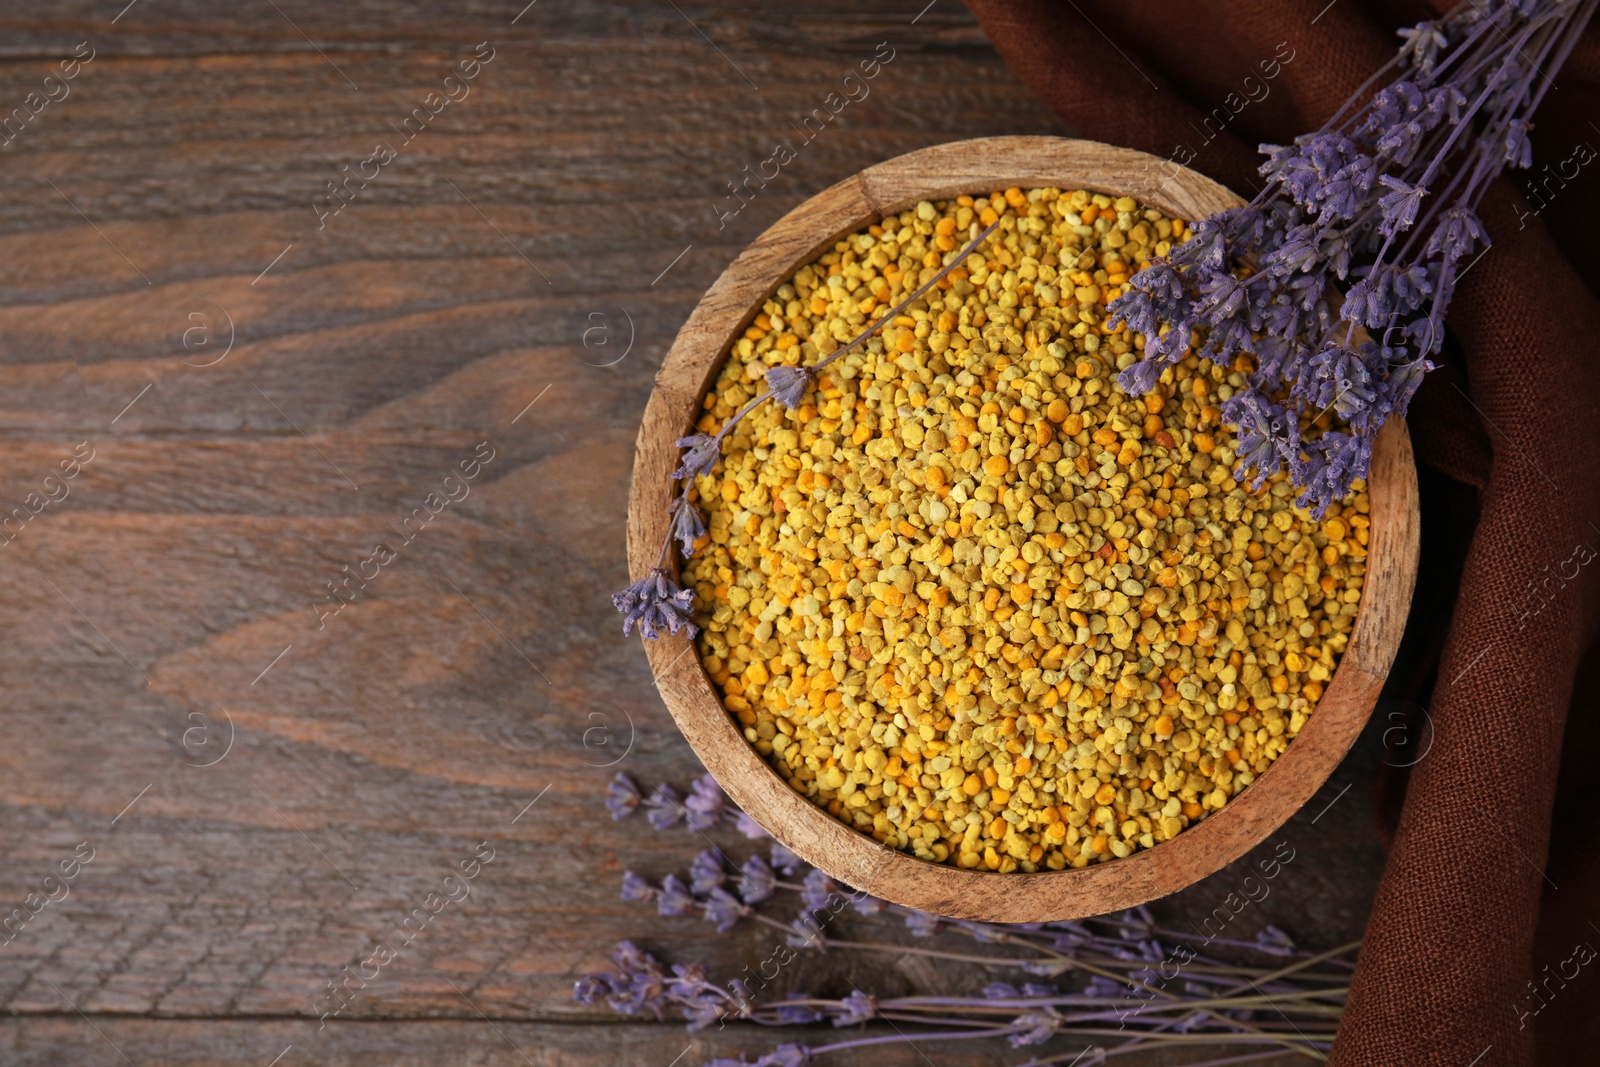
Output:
(626, 136), (1419, 923)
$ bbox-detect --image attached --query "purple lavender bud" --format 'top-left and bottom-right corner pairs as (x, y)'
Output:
(1106, 286), (1159, 337)
(612, 569), (698, 640)
(1377, 175), (1427, 236)
(850, 892), (886, 915)
(672, 432), (722, 482)
(833, 990), (876, 1026)
(1225, 389), (1298, 489)
(1385, 355), (1433, 415)
(1425, 205), (1488, 262)
(756, 1045), (811, 1067)
(1297, 340), (1377, 415)
(611, 940), (655, 971)
(983, 981), (1020, 1000)
(620, 870), (654, 903)
(1142, 313), (1198, 364)
(668, 493), (708, 559)
(656, 874), (694, 917)
(682, 999), (726, 1030)
(1292, 431), (1371, 517)
(1387, 263), (1436, 315)
(1083, 975), (1128, 998)
(738, 854), (775, 904)
(1254, 924), (1298, 957)
(605, 772), (642, 820)
(962, 919), (1006, 944)
(1194, 273), (1248, 321)
(573, 974), (606, 1004)
(1397, 19), (1448, 73)
(1116, 356), (1168, 399)
(800, 868), (835, 910)
(1326, 152), (1378, 219)
(1340, 272), (1391, 330)
(668, 961), (712, 997)
(765, 364), (815, 410)
(683, 773), (725, 830)
(787, 914), (825, 949)
(735, 812), (769, 840)
(769, 840), (804, 876)
(904, 909), (940, 938)
(774, 998), (822, 1025)
(1168, 216), (1227, 270)
(1261, 228), (1321, 276)
(1503, 117), (1534, 168)
(1047, 929), (1087, 953)
(703, 887), (747, 932)
(596, 940), (671, 1019)
(689, 849), (725, 894)
(1008, 1008), (1064, 1047)
(644, 783), (684, 830)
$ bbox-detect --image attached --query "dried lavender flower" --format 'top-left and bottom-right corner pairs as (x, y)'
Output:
(774, 997), (822, 1025)
(689, 849), (726, 894)
(657, 873), (694, 917)
(592, 779), (1355, 1064)
(850, 893), (886, 916)
(703, 886), (748, 932)
(684, 773), (726, 830)
(1111, 0), (1597, 515)
(1008, 1009), (1064, 1047)
(1254, 924), (1298, 956)
(672, 432), (722, 482)
(620, 869), (654, 903)
(765, 364), (815, 410)
(799, 869), (835, 910)
(644, 782), (685, 830)
(769, 840), (803, 876)
(668, 492), (708, 558)
(612, 569), (697, 640)
(739, 853), (776, 904)
(834, 990), (876, 1026)
(605, 772), (642, 820)
(759, 1046), (811, 1067)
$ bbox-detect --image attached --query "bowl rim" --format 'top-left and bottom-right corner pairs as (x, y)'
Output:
(626, 135), (1420, 923)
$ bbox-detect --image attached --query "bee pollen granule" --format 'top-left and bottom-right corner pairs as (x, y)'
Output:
(683, 188), (1367, 873)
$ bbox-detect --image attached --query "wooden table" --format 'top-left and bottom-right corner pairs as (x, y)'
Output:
(0, 3), (1387, 1063)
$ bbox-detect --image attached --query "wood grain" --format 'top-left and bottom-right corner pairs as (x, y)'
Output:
(0, 3), (1394, 1063)
(630, 137), (1421, 922)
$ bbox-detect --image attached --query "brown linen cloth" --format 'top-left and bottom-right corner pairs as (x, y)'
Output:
(960, 2), (1600, 1063)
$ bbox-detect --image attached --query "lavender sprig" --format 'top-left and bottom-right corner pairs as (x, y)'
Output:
(612, 567), (697, 639)
(614, 217), (1003, 638)
(586, 777), (1355, 1065)
(1111, 0), (1595, 516)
